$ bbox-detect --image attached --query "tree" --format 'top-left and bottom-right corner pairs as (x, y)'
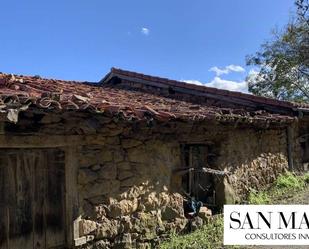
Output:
(246, 0), (309, 102)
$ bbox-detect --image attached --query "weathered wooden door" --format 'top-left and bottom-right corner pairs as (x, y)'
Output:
(182, 144), (215, 204)
(0, 149), (66, 249)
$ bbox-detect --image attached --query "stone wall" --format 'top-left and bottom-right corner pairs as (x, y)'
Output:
(74, 122), (290, 248)
(76, 138), (187, 248)
(0, 110), (304, 248)
(219, 128), (288, 200)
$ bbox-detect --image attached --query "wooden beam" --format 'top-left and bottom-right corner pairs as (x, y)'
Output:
(174, 167), (228, 176)
(287, 126), (294, 170)
(0, 123), (4, 135)
(0, 134), (106, 148)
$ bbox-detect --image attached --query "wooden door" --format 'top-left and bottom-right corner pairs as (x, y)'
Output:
(181, 144), (215, 204)
(0, 149), (66, 249)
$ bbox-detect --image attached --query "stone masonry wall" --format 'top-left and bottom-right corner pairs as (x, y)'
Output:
(77, 138), (186, 248)
(219, 128), (289, 200)
(75, 123), (290, 248)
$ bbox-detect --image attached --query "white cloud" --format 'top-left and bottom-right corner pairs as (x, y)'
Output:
(141, 27), (150, 36)
(181, 64), (249, 93)
(182, 80), (204, 86)
(209, 64), (245, 76)
(183, 76), (248, 93)
(226, 65), (245, 73)
(246, 68), (263, 84)
(207, 77), (248, 93)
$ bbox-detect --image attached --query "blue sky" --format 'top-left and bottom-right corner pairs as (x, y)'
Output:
(0, 0), (295, 91)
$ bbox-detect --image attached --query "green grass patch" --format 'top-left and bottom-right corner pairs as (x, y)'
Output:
(275, 172), (305, 190)
(248, 172), (307, 204)
(160, 217), (227, 249)
(248, 190), (271, 204)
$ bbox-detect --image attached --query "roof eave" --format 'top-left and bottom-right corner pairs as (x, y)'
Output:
(99, 72), (113, 84)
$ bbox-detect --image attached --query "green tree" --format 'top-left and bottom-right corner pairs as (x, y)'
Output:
(246, 0), (309, 102)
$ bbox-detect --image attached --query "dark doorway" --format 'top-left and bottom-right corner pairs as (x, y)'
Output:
(181, 144), (216, 206)
(0, 149), (66, 249)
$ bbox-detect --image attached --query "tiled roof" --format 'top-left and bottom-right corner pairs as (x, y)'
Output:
(0, 70), (301, 124)
(104, 68), (309, 110)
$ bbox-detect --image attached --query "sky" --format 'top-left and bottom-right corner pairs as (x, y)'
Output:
(0, 0), (295, 92)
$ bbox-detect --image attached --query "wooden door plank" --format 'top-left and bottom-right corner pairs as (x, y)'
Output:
(7, 152), (33, 249)
(45, 149), (66, 248)
(188, 146), (193, 196)
(0, 154), (8, 249)
(33, 151), (46, 249)
(0, 149), (67, 249)
(65, 146), (78, 248)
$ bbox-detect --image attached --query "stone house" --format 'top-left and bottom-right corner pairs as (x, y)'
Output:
(0, 68), (308, 248)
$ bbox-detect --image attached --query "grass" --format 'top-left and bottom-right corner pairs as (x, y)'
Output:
(160, 171), (309, 248)
(248, 171), (308, 204)
(160, 216), (227, 249)
(303, 172), (309, 184)
(247, 190), (271, 204)
(275, 172), (305, 189)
